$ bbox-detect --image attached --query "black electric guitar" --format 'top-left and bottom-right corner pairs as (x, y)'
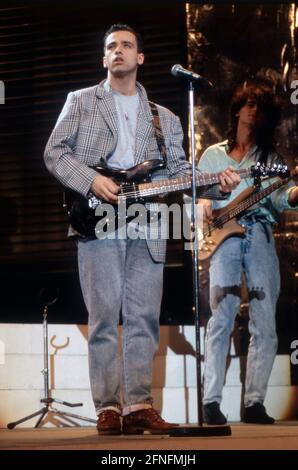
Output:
(65, 159), (287, 237)
(199, 167), (291, 261)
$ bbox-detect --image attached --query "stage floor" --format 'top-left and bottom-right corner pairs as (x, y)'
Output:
(1, 422), (298, 450)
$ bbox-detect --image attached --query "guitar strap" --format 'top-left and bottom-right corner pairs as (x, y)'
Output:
(148, 101), (168, 167)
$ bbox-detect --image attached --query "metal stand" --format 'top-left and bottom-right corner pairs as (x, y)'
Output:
(170, 81), (231, 437)
(7, 291), (96, 429)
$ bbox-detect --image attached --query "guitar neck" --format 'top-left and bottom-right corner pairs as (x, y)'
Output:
(128, 168), (252, 199)
(206, 177), (289, 235)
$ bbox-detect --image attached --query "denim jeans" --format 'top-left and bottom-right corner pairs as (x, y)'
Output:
(77, 236), (164, 413)
(203, 220), (280, 407)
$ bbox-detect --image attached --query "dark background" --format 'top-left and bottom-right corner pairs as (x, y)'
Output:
(0, 3), (297, 371)
(187, 3), (298, 385)
(187, 3), (298, 353)
(0, 0), (193, 325)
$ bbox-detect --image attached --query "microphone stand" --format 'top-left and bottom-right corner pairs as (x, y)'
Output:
(170, 81), (231, 437)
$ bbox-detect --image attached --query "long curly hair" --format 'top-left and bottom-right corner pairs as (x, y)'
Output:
(226, 82), (281, 156)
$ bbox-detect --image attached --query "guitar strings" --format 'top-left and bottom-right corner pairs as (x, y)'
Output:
(203, 178), (287, 237)
(111, 164), (286, 202)
(118, 168), (253, 200)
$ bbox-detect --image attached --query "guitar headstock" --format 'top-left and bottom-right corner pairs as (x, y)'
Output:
(251, 162), (290, 179)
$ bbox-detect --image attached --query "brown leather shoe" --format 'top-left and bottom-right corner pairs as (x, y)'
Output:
(122, 408), (178, 435)
(97, 410), (122, 435)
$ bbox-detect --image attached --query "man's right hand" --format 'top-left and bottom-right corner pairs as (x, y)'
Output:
(91, 174), (119, 203)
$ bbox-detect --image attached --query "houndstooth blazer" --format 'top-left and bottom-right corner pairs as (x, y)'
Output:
(44, 80), (224, 262)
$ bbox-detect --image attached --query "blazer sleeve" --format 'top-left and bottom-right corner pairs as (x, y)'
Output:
(167, 116), (229, 200)
(165, 114), (193, 176)
(44, 92), (99, 197)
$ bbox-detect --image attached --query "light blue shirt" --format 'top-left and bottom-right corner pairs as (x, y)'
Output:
(104, 81), (139, 169)
(198, 140), (297, 224)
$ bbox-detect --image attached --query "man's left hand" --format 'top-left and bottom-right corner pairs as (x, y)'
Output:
(219, 167), (241, 193)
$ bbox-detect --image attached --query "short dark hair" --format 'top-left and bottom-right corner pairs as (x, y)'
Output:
(227, 82), (281, 154)
(103, 24), (144, 53)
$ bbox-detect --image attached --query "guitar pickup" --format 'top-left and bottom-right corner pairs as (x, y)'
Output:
(88, 195), (101, 209)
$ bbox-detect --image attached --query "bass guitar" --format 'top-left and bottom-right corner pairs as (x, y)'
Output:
(199, 167), (290, 261)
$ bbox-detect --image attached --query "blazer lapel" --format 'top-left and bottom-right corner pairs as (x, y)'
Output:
(95, 84), (118, 137)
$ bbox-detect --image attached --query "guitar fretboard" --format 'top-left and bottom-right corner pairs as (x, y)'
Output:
(120, 168), (252, 200)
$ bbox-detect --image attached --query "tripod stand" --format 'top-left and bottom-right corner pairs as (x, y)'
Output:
(7, 290), (96, 429)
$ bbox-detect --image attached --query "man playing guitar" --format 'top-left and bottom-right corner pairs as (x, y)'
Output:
(199, 82), (298, 425)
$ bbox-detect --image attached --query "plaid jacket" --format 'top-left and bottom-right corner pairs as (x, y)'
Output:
(44, 80), (224, 262)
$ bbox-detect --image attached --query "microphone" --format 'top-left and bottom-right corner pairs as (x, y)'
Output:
(171, 64), (213, 87)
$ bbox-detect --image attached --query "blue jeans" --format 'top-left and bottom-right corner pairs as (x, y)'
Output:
(77, 236), (164, 412)
(203, 220), (280, 407)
